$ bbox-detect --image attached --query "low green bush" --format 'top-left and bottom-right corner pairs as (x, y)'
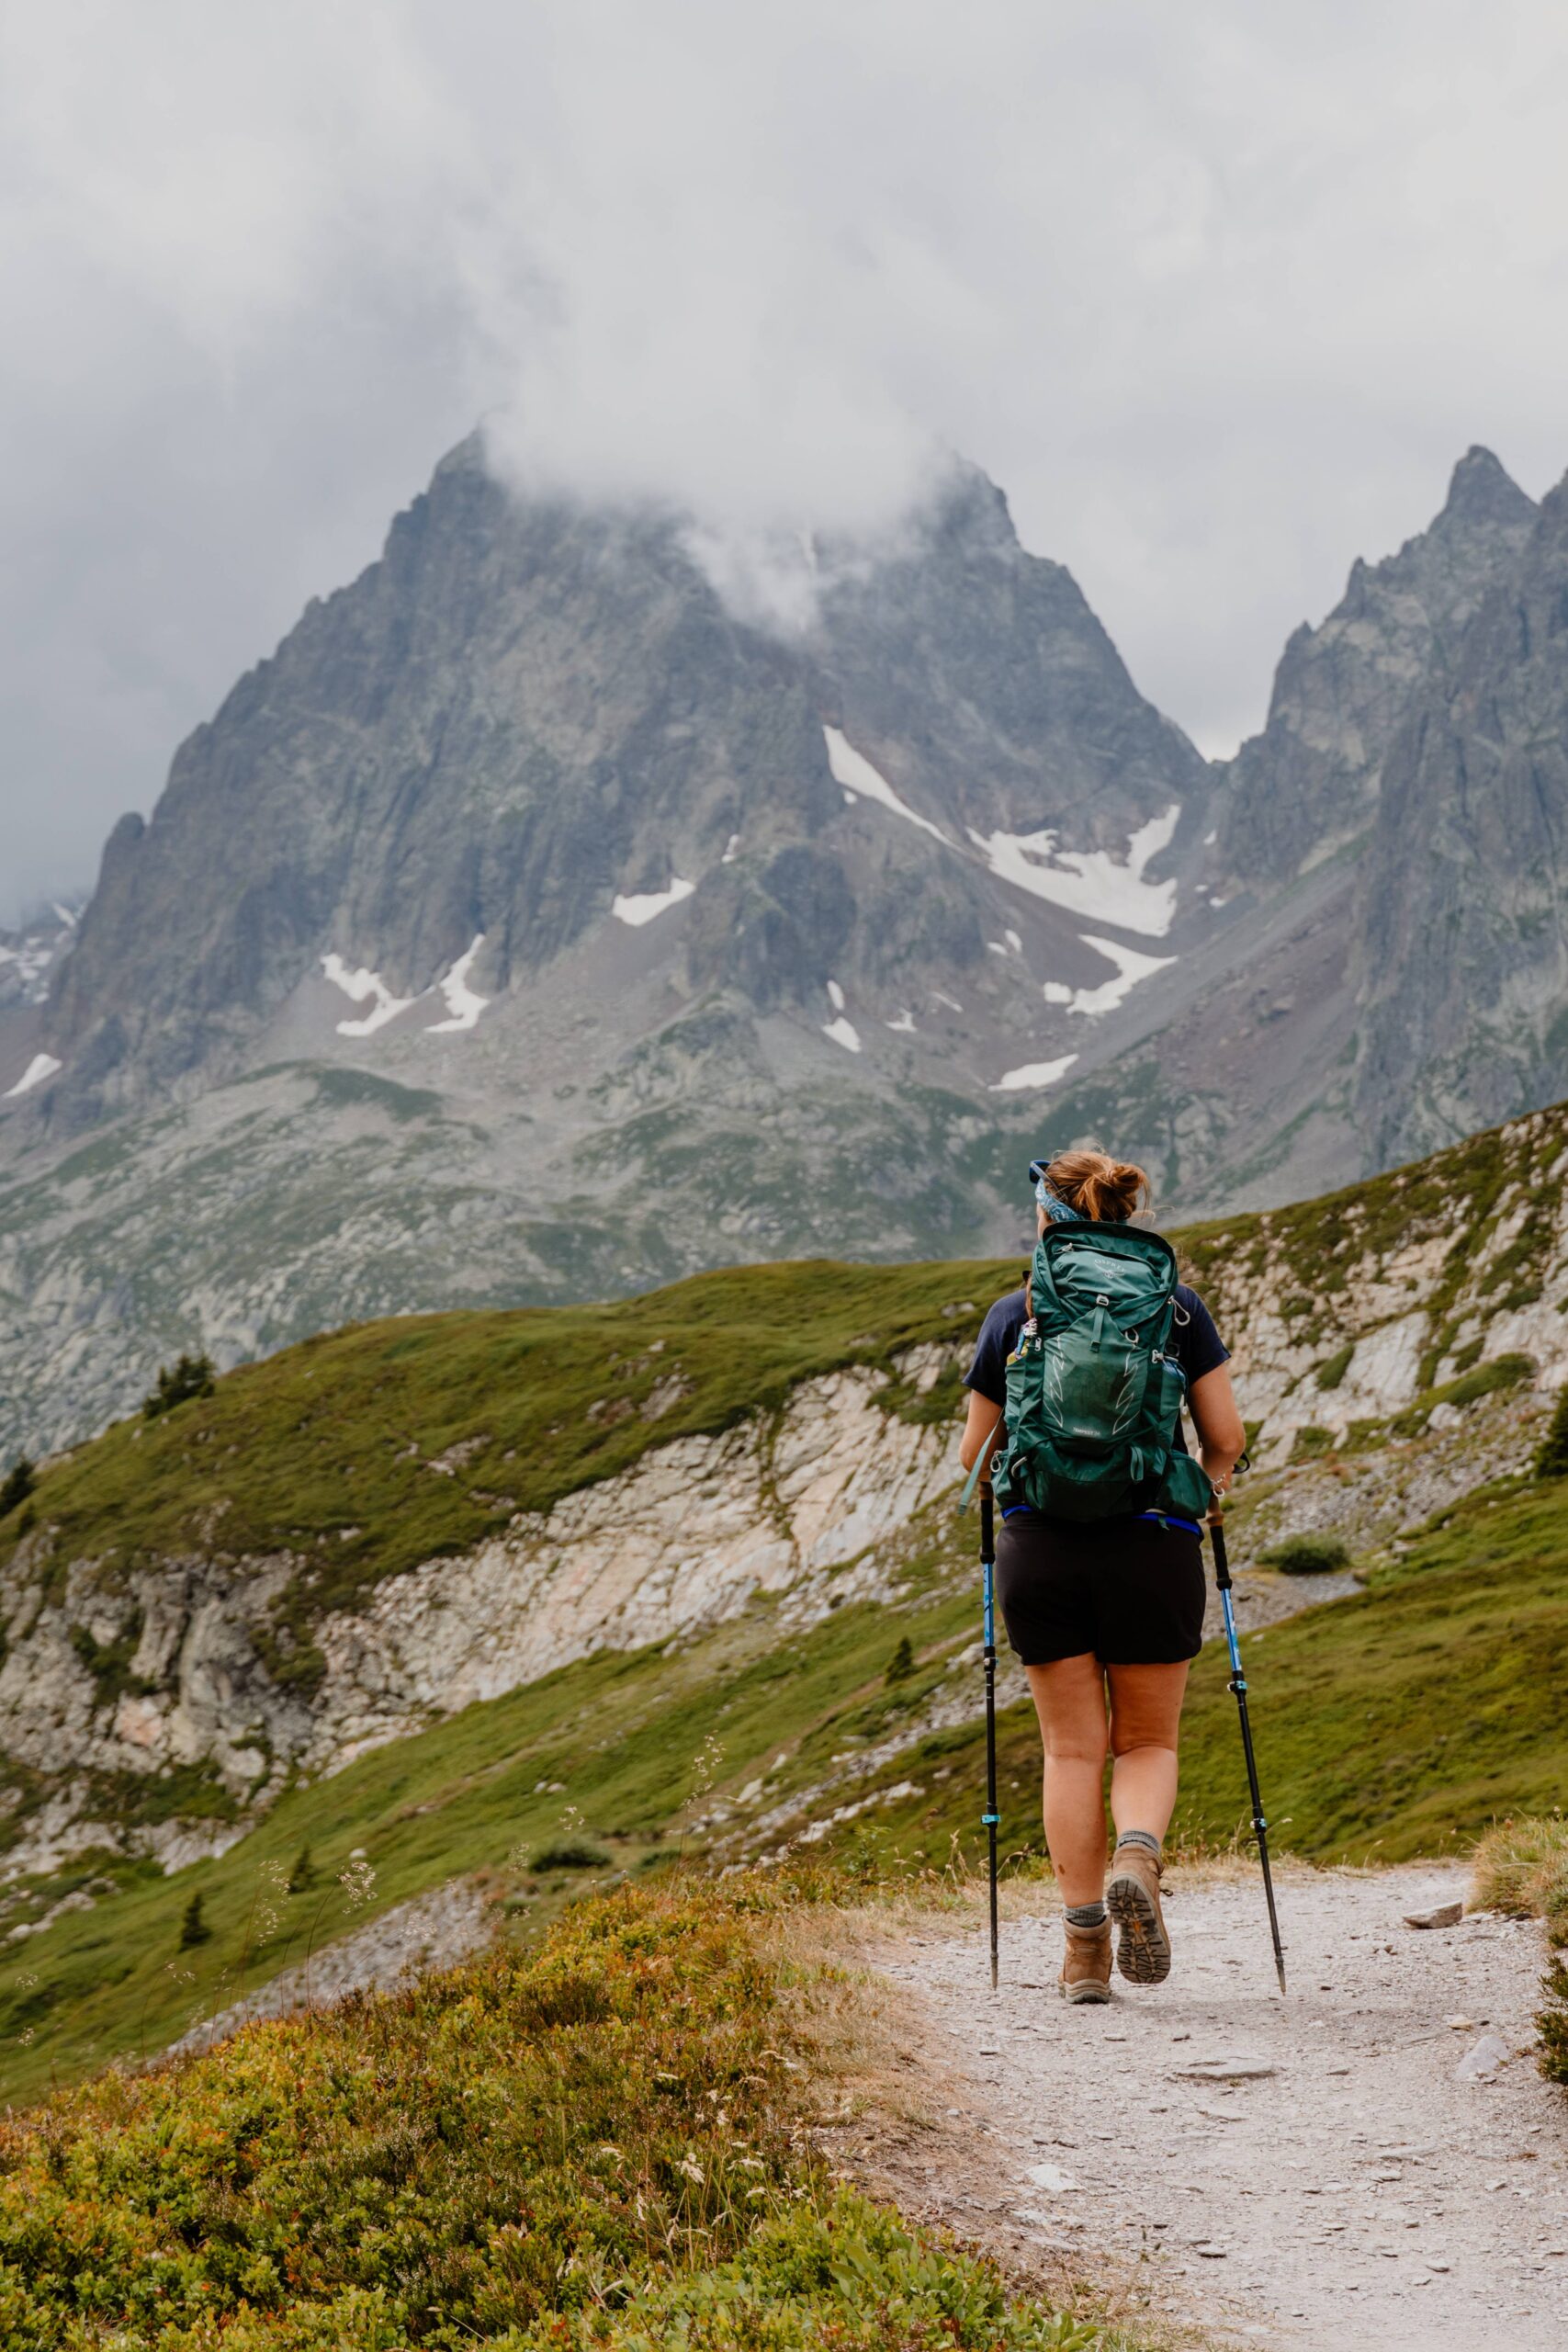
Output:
(1395, 1351), (1537, 1438)
(177, 1892), (211, 1949)
(0, 1873), (1133, 2351)
(531, 1840), (613, 1871)
(0, 1457), (33, 1518)
(1445, 1352), (1535, 1410)
(524, 2188), (1123, 2350)
(141, 1350), (217, 1420)
(1260, 1532), (1350, 1576)
(1537, 1385), (1568, 1479)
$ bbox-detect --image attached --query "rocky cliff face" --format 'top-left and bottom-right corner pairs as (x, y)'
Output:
(1351, 472), (1568, 1164)
(1019, 445), (1554, 1214)
(1219, 447), (1538, 881)
(38, 446), (1207, 1125)
(0, 1345), (966, 1878)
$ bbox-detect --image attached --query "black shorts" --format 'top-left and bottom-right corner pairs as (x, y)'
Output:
(994, 1511), (1206, 1666)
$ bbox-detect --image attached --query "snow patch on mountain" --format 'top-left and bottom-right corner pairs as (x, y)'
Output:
(969, 806), (1180, 936)
(988, 1053), (1079, 1092)
(4, 1053), (62, 1099)
(1067, 934), (1178, 1017)
(426, 936), (489, 1034)
(823, 727), (953, 847)
(321, 956), (416, 1036)
(823, 1016), (863, 1053)
(612, 878), (696, 926)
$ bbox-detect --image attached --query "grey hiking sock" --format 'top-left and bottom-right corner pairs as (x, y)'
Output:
(1114, 1830), (1162, 1859)
(1065, 1900), (1108, 1928)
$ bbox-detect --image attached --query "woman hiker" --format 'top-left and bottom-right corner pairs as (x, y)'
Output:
(959, 1148), (1246, 2004)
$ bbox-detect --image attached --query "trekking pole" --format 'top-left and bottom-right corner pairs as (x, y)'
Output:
(980, 1482), (999, 1990)
(1209, 1514), (1287, 1995)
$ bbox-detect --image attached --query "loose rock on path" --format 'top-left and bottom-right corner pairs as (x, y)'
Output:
(874, 1862), (1567, 2350)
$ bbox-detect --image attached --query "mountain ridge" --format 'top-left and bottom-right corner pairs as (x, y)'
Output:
(4, 434), (1567, 1452)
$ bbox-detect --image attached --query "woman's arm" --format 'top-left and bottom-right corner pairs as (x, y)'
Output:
(960, 1388), (1005, 1475)
(1188, 1363), (1247, 1506)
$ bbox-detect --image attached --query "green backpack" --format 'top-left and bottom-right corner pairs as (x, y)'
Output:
(989, 1221), (1214, 1524)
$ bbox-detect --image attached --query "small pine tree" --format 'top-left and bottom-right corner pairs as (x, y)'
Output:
(1538, 1386), (1568, 1481)
(885, 1634), (916, 1683)
(143, 1352), (217, 1421)
(287, 1844), (316, 1894)
(0, 1457), (34, 1518)
(178, 1892), (212, 1949)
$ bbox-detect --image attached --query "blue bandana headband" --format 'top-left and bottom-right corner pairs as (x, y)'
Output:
(1034, 1177), (1086, 1223)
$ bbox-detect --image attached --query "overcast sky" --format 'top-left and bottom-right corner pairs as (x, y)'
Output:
(3, 0), (1567, 924)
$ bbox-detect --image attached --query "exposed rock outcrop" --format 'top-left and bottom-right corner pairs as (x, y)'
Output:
(0, 1348), (965, 1875)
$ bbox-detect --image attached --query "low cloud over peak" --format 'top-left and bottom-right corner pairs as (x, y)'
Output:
(4, 1), (1568, 916)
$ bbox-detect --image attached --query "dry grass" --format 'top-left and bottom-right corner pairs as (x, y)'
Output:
(1471, 1814), (1568, 1945)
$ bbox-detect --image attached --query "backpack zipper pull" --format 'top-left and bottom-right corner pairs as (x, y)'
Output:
(1091, 1294), (1109, 1354)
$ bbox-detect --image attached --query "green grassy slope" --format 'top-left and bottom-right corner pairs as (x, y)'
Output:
(6, 1458), (1567, 2104)
(806, 1470), (1568, 1871)
(1, 1256), (1010, 1610)
(9, 1086), (1568, 1625)
(0, 1871), (1137, 2351)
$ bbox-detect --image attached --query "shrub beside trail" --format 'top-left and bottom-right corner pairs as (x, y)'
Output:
(1472, 1814), (1568, 2088)
(1259, 1532), (1350, 1576)
(0, 1871), (1135, 2352)
(1472, 1815), (1568, 1946)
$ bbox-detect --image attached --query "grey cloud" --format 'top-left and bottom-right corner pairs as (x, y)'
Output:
(3, 0), (1568, 922)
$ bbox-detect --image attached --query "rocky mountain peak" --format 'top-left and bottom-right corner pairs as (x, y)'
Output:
(27, 432), (1208, 1140)
(1438, 443), (1536, 532)
(1350, 465), (1568, 1163)
(1217, 445), (1537, 882)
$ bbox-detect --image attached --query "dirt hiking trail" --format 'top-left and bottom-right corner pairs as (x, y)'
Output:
(870, 1861), (1566, 2350)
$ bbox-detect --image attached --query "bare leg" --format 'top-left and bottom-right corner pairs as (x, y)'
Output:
(1023, 1654), (1110, 1905)
(1105, 1660), (1190, 1842)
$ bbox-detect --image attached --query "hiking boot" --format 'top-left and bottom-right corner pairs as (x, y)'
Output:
(1059, 1918), (1112, 2004)
(1107, 1842), (1171, 1984)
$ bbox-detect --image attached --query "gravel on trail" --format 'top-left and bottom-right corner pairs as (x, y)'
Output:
(875, 1863), (1567, 2351)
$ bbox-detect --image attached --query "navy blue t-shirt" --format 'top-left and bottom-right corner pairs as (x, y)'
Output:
(964, 1279), (1228, 1459)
